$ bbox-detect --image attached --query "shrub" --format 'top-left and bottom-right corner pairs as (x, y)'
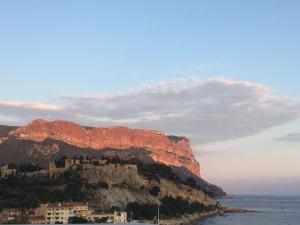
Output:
(149, 186), (160, 196)
(68, 217), (88, 224)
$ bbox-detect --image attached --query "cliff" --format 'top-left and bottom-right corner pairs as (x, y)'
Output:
(8, 119), (200, 176)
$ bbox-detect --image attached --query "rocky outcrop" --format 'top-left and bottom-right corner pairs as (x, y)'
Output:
(79, 164), (215, 211)
(9, 119), (201, 176)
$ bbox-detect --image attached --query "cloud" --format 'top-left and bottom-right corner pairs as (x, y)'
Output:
(1, 77), (300, 145)
(0, 101), (65, 125)
(0, 101), (61, 111)
(277, 133), (300, 142)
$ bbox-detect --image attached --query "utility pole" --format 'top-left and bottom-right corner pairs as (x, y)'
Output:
(157, 205), (160, 225)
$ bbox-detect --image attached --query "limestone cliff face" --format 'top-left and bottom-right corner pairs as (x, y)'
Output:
(9, 119), (200, 176)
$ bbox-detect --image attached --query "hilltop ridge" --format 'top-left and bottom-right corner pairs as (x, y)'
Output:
(7, 119), (200, 176)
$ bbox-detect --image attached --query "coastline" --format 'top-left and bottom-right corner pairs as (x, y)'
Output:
(158, 207), (248, 225)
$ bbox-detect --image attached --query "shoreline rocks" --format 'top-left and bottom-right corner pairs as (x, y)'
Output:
(158, 207), (248, 225)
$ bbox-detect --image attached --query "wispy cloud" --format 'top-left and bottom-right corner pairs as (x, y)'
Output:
(0, 101), (62, 111)
(1, 77), (300, 145)
(277, 133), (300, 142)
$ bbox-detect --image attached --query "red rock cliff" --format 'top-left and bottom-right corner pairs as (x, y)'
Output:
(9, 119), (200, 176)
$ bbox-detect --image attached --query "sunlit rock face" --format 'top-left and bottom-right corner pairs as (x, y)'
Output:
(9, 119), (200, 176)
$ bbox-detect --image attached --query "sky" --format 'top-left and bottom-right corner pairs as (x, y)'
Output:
(1, 0), (300, 195)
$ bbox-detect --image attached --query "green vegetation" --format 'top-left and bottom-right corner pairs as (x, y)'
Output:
(138, 163), (181, 183)
(68, 217), (89, 224)
(18, 163), (42, 172)
(160, 196), (217, 217)
(126, 202), (157, 220)
(149, 186), (160, 196)
(167, 135), (186, 143)
(0, 168), (88, 210)
(94, 217), (108, 223)
(126, 196), (219, 220)
(55, 156), (67, 168)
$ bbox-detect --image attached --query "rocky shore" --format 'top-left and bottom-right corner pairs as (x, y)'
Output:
(158, 207), (248, 225)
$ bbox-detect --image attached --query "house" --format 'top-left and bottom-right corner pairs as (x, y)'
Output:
(1, 208), (22, 221)
(108, 211), (127, 224)
(0, 165), (17, 178)
(64, 159), (81, 170)
(114, 211), (127, 223)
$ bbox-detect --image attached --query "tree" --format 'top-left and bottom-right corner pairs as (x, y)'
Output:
(7, 163), (18, 169)
(186, 177), (197, 189)
(149, 186), (160, 196)
(68, 217), (88, 224)
(18, 163), (42, 172)
(95, 217), (108, 223)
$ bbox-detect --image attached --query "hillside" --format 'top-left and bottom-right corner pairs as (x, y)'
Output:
(0, 159), (220, 221)
(0, 138), (225, 198)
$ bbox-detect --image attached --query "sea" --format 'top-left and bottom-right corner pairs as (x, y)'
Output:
(195, 195), (300, 225)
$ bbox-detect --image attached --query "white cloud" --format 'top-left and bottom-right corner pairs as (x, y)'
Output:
(1, 77), (300, 145)
(0, 101), (61, 111)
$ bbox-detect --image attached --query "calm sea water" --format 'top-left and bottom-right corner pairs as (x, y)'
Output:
(195, 195), (300, 225)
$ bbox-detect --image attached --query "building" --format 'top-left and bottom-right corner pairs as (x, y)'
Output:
(0, 213), (8, 224)
(34, 202), (127, 224)
(1, 208), (22, 221)
(28, 215), (46, 224)
(36, 202), (75, 224)
(113, 211), (127, 224)
(48, 163), (67, 178)
(91, 158), (107, 166)
(35, 202), (90, 224)
(73, 202), (93, 221)
(106, 211), (128, 224)
(0, 165), (17, 178)
(64, 159), (81, 170)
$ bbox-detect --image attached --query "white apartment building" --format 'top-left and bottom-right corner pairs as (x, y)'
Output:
(35, 202), (127, 224)
(35, 202), (89, 224)
(113, 211), (127, 223)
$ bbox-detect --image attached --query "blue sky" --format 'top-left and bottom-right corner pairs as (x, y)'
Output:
(1, 0), (300, 101)
(1, 0), (300, 194)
